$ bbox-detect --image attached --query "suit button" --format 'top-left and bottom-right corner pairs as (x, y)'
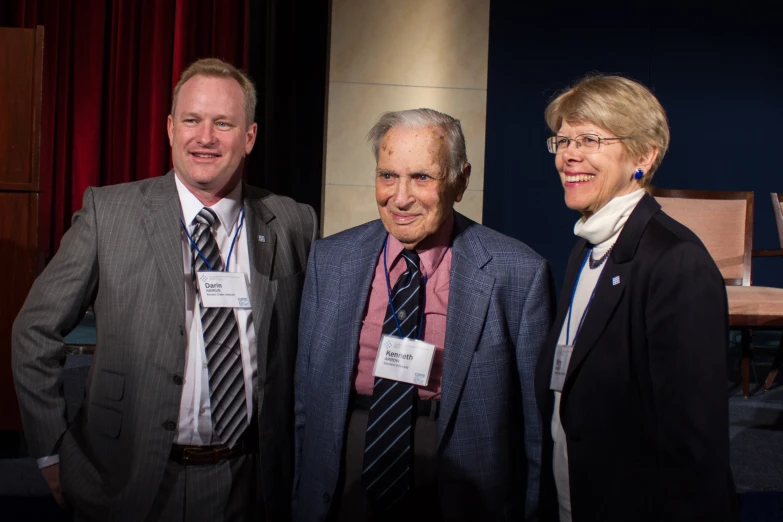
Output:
(322, 493), (331, 503)
(163, 421), (177, 431)
(173, 375), (183, 385)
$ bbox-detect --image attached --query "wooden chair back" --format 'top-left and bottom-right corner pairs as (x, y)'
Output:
(771, 193), (783, 248)
(651, 188), (753, 286)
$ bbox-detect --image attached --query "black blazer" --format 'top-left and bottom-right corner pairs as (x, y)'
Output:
(534, 194), (739, 522)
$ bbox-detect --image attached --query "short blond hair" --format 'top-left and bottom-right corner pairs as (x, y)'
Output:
(545, 74), (670, 183)
(171, 58), (256, 127)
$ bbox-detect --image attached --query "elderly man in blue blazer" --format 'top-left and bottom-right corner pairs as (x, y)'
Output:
(293, 108), (554, 521)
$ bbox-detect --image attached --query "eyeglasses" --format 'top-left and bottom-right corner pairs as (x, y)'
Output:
(546, 134), (630, 154)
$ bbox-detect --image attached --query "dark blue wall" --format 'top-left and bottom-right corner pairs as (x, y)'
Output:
(484, 0), (783, 295)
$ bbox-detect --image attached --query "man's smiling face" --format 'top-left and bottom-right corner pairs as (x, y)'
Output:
(167, 75), (257, 202)
(375, 126), (467, 249)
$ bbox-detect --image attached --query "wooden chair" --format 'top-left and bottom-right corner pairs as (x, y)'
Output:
(651, 188), (783, 397)
(759, 193), (783, 390)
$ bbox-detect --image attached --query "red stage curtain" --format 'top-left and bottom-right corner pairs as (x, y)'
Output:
(4, 0), (248, 260)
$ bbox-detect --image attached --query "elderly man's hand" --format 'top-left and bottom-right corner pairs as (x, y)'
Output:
(41, 463), (68, 510)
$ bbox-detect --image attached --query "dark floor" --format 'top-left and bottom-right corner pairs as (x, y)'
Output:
(2, 326), (783, 520)
(727, 331), (783, 520)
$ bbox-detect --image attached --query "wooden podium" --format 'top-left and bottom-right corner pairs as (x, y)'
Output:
(0, 26), (44, 431)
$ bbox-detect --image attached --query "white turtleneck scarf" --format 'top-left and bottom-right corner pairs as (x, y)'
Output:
(551, 188), (645, 522)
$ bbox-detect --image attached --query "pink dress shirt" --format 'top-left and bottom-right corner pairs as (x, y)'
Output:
(354, 214), (454, 399)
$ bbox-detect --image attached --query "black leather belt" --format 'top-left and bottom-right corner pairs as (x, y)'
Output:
(170, 432), (257, 466)
(353, 393), (440, 420)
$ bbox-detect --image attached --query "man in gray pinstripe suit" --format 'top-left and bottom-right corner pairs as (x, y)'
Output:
(293, 109), (554, 521)
(12, 58), (317, 521)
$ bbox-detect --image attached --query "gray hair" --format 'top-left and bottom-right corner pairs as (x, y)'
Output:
(367, 108), (468, 186)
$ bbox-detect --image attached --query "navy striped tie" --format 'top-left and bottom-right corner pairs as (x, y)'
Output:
(362, 248), (421, 511)
(192, 207), (247, 447)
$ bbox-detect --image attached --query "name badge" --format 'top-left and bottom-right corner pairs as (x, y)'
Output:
(549, 344), (574, 392)
(373, 335), (436, 386)
(196, 272), (252, 309)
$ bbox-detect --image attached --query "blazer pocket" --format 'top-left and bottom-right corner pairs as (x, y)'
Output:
(95, 369), (124, 401)
(89, 403), (123, 438)
(272, 270), (306, 307)
(476, 334), (511, 351)
(271, 268), (304, 282)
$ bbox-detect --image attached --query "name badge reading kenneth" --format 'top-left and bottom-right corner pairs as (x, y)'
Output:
(549, 344), (575, 392)
(196, 272), (251, 309)
(373, 335), (436, 386)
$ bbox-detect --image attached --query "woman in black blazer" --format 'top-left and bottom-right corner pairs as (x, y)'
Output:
(534, 75), (738, 522)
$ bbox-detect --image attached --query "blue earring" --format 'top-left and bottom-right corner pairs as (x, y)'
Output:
(634, 168), (643, 180)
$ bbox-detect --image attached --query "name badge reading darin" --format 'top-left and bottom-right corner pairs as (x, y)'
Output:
(196, 272), (252, 309)
(373, 335), (436, 386)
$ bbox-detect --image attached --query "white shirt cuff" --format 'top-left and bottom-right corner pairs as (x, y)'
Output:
(37, 455), (60, 469)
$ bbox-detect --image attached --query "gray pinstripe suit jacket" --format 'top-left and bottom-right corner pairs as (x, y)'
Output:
(12, 172), (317, 521)
(293, 212), (554, 521)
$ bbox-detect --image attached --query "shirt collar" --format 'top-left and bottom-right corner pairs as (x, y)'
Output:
(385, 212), (454, 277)
(175, 174), (243, 233)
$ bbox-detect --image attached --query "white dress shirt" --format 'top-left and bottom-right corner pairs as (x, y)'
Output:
(174, 175), (257, 445)
(37, 177), (259, 468)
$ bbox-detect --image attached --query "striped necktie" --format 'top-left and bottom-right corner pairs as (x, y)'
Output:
(362, 248), (421, 511)
(192, 207), (247, 447)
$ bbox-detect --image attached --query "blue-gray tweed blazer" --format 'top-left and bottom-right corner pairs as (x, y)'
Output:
(293, 212), (554, 521)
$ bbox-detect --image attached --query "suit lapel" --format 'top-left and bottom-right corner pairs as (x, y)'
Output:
(439, 213), (494, 447)
(332, 222), (388, 436)
(563, 259), (628, 384)
(562, 194), (661, 387)
(535, 239), (588, 407)
(142, 172), (185, 310)
(243, 188), (277, 390)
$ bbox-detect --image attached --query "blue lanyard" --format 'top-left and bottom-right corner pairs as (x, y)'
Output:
(180, 207), (245, 271)
(565, 249), (600, 345)
(382, 235), (427, 340)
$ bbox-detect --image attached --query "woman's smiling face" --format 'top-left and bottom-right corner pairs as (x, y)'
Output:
(555, 120), (640, 217)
